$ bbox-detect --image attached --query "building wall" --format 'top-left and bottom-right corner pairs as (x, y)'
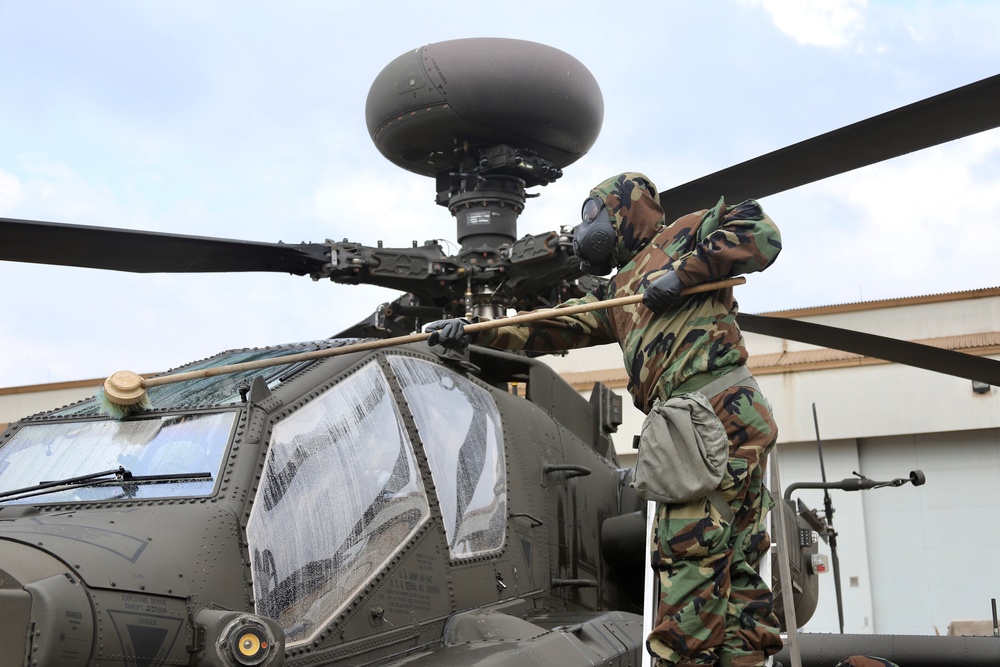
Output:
(0, 380), (97, 431)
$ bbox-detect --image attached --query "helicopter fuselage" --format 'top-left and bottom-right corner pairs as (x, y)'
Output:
(0, 341), (645, 667)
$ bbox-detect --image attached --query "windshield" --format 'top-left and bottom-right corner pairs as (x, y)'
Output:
(0, 412), (236, 504)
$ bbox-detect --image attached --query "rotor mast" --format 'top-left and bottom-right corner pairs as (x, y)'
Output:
(436, 143), (564, 319)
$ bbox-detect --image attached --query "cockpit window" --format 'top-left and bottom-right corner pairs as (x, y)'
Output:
(388, 356), (506, 559)
(247, 361), (429, 646)
(52, 341), (336, 417)
(0, 412), (236, 504)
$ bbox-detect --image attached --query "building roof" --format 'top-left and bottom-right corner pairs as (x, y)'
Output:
(559, 329), (1000, 389)
(557, 286), (1000, 391)
(758, 286), (1000, 318)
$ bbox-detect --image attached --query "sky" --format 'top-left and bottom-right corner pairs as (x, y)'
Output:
(1, 0), (998, 388)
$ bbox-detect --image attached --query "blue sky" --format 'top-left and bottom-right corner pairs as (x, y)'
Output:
(1, 0), (998, 387)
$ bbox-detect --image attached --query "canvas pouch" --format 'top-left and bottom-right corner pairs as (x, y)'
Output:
(630, 365), (754, 505)
(630, 391), (729, 504)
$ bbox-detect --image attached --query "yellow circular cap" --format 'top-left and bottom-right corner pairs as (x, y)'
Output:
(237, 632), (262, 657)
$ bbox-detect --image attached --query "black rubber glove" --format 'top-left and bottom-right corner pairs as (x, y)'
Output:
(423, 318), (472, 350)
(642, 271), (686, 314)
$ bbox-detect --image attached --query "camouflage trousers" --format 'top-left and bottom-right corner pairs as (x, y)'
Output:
(647, 383), (783, 667)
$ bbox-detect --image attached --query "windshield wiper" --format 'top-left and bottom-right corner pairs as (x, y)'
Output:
(0, 468), (213, 502)
(0, 466), (133, 501)
(109, 472), (214, 499)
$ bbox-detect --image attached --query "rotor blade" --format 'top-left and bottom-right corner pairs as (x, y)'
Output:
(738, 313), (1000, 386)
(0, 217), (330, 275)
(660, 72), (1000, 218)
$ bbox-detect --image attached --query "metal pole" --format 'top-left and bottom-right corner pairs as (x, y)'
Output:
(812, 403), (845, 634)
(643, 501), (655, 667)
(770, 450), (802, 667)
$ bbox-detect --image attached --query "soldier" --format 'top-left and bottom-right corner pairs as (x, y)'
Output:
(426, 172), (783, 667)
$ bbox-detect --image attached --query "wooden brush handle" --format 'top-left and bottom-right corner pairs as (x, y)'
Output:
(140, 276), (746, 389)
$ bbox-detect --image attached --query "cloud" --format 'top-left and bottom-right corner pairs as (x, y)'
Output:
(825, 129), (1000, 281)
(0, 169), (23, 213)
(742, 0), (867, 49)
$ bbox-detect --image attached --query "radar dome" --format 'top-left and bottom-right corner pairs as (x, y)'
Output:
(366, 38), (604, 177)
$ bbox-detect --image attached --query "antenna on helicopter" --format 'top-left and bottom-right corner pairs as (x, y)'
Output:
(782, 403), (927, 634)
(802, 403), (845, 634)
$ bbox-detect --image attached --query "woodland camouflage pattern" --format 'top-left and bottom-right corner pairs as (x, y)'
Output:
(835, 657), (900, 667)
(648, 383), (780, 667)
(475, 172), (782, 412)
(474, 172), (783, 666)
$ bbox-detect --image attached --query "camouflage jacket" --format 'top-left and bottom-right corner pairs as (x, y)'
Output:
(475, 172), (782, 413)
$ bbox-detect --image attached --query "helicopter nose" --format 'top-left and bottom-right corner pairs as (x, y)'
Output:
(0, 540), (95, 667)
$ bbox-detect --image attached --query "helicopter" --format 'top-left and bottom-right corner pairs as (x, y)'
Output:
(2, 37), (1000, 667)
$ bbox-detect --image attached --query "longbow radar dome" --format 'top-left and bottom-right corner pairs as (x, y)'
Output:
(366, 38), (604, 177)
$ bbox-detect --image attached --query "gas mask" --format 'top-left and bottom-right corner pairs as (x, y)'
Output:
(572, 196), (615, 276)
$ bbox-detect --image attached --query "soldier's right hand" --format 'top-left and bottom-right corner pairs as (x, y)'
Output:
(423, 318), (472, 350)
(642, 271), (686, 313)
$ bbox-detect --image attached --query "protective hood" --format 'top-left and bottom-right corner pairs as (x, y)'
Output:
(588, 172), (665, 268)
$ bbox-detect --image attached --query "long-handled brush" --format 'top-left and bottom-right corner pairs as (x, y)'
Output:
(98, 277), (745, 418)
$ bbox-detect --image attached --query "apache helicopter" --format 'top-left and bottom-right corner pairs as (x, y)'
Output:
(2, 38), (1000, 667)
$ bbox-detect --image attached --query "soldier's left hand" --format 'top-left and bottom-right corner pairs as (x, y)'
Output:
(642, 271), (685, 313)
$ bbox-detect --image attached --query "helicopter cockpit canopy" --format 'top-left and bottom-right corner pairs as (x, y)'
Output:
(0, 339), (512, 648)
(246, 353), (506, 646)
(0, 411), (235, 504)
